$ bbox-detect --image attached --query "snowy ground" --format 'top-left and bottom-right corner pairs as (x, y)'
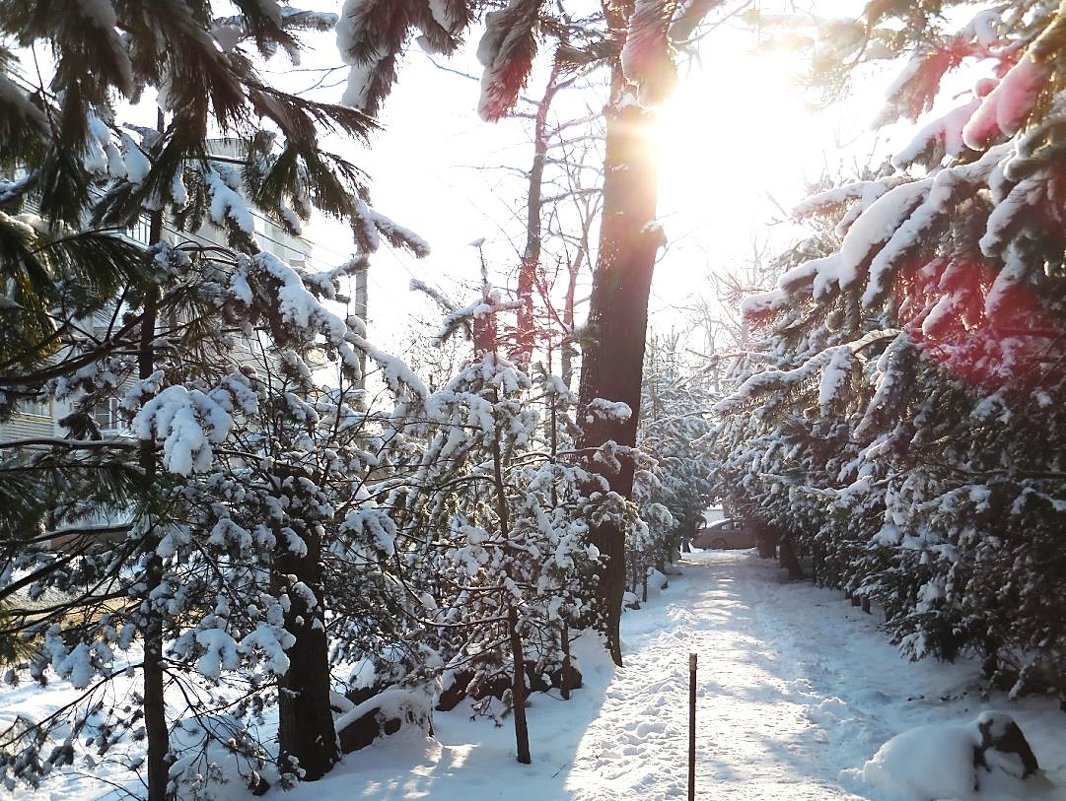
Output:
(12, 549), (1066, 801)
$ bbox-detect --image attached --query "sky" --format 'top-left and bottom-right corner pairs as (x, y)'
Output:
(13, 549), (1065, 801)
(285, 1), (901, 356)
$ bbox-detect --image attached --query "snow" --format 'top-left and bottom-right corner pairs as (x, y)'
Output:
(336, 0), (385, 110)
(819, 347), (854, 408)
(966, 9), (1002, 48)
(857, 711), (1057, 801)
(962, 55), (1049, 150)
(0, 72), (47, 133)
(764, 142), (1011, 314)
(195, 629), (240, 679)
(428, 0), (461, 32)
(475, 3), (538, 121)
(352, 197), (431, 257)
(246, 0), (282, 26)
(75, 0), (133, 96)
(207, 168), (255, 235)
(586, 398), (633, 422)
(757, 179), (933, 307)
(333, 686), (433, 737)
(340, 54), (379, 110)
(715, 346), (844, 414)
(9, 551), (1066, 801)
(239, 622), (295, 676)
(132, 384), (236, 475)
(120, 132), (151, 185)
(620, 0), (673, 102)
(893, 99), (982, 168)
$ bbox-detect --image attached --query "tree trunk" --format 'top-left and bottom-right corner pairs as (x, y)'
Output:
(486, 407), (531, 763)
(276, 524), (339, 781)
(508, 606), (532, 764)
(577, 49), (662, 668)
(141, 315), (169, 801)
(779, 536), (805, 581)
(514, 66), (562, 365)
(560, 622), (573, 701)
(141, 199), (168, 801)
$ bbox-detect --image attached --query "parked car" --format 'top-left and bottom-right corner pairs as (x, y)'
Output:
(692, 518), (758, 550)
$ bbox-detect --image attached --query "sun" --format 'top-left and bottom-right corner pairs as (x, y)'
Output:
(645, 38), (848, 310)
(653, 42), (819, 226)
(635, 36), (844, 319)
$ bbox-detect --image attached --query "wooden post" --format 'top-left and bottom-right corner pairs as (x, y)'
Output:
(688, 653), (697, 801)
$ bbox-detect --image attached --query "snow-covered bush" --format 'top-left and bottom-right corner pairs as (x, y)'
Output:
(855, 712), (1044, 801)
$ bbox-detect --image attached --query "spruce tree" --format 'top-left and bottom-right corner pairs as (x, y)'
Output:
(0, 2), (425, 794)
(714, 0), (1066, 695)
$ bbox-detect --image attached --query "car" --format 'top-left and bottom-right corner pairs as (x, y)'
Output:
(691, 518), (758, 550)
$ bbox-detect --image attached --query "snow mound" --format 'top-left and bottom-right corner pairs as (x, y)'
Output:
(855, 712), (1061, 801)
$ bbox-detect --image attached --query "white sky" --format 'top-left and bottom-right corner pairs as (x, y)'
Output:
(293, 2), (901, 355)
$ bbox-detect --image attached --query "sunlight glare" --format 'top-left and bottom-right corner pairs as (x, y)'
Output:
(647, 39), (835, 310)
(653, 43), (817, 229)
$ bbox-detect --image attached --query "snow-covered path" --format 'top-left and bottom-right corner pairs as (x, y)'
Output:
(563, 550), (1064, 801)
(566, 551), (877, 801)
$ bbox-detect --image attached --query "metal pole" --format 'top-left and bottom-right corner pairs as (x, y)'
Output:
(688, 652), (697, 801)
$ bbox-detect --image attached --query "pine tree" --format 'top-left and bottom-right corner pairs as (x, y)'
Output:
(714, 0), (1066, 696)
(636, 331), (716, 577)
(1, 2), (426, 794)
(384, 275), (599, 764)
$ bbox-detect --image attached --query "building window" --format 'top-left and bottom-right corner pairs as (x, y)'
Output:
(126, 214), (152, 245)
(93, 397), (122, 432)
(18, 399), (52, 419)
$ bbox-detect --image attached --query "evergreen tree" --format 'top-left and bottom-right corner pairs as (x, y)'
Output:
(383, 276), (599, 764)
(636, 331), (716, 577)
(0, 2), (425, 794)
(714, 0), (1066, 696)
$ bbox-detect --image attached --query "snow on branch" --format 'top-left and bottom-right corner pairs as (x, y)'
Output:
(205, 166), (254, 236)
(133, 384), (239, 476)
(476, 0), (541, 122)
(715, 333), (896, 415)
(759, 143), (1012, 316)
(585, 398), (633, 425)
(962, 54), (1051, 150)
(893, 99), (982, 170)
(353, 197), (430, 257)
(748, 179), (931, 313)
(237, 251), (371, 378)
(72, 0), (133, 97)
(0, 72), (48, 142)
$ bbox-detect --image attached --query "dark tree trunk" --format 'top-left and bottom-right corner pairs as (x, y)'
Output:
(487, 416), (531, 763)
(142, 551), (168, 801)
(560, 622), (573, 701)
(508, 606), (532, 764)
(141, 201), (168, 801)
(276, 525), (339, 781)
(779, 536), (804, 581)
(577, 52), (662, 668)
